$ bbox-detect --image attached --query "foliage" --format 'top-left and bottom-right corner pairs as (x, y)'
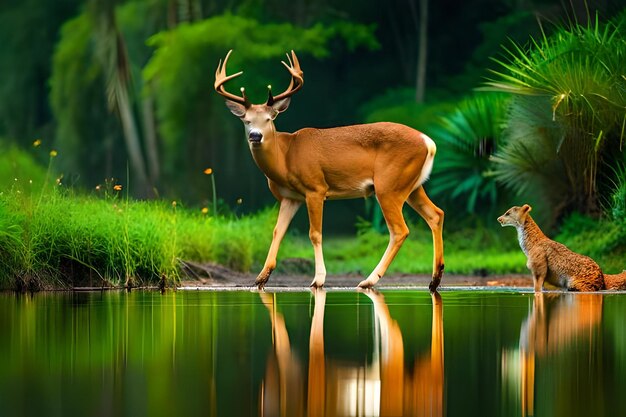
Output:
(428, 93), (510, 217)
(489, 95), (570, 223)
(556, 213), (626, 273)
(482, 13), (626, 216)
(361, 88), (456, 128)
(0, 143), (48, 189)
(446, 11), (541, 96)
(143, 13), (378, 199)
(0, 0), (81, 141)
(607, 163), (626, 221)
(0, 182), (279, 290)
(0, 145), (278, 289)
(50, 13), (122, 186)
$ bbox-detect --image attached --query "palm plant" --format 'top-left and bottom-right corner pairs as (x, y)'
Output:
(489, 95), (572, 220)
(428, 93), (510, 218)
(482, 12), (626, 216)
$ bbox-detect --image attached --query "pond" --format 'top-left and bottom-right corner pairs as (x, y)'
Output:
(1, 289), (625, 417)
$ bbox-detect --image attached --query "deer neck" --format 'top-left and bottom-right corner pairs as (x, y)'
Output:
(249, 130), (291, 185)
(516, 215), (546, 255)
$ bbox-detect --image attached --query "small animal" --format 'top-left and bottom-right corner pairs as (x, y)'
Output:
(497, 204), (626, 292)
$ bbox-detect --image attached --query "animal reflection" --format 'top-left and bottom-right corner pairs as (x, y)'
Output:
(502, 293), (603, 417)
(259, 290), (444, 417)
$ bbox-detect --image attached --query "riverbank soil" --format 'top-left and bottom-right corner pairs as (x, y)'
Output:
(178, 260), (533, 289)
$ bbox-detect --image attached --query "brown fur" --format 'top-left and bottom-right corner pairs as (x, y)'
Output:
(497, 204), (620, 292)
(604, 271), (626, 290)
(217, 51), (445, 290)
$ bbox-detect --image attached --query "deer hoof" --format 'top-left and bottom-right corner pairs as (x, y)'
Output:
(255, 269), (272, 290)
(357, 279), (375, 289)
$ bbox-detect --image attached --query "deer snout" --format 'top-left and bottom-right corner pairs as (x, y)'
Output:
(248, 130), (263, 144)
(497, 215), (505, 225)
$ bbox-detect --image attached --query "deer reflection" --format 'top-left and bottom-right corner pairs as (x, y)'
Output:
(503, 293), (603, 417)
(365, 290), (444, 417)
(259, 290), (444, 417)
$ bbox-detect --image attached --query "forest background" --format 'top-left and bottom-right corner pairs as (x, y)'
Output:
(0, 0), (624, 289)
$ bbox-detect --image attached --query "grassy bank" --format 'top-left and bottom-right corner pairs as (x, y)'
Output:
(0, 193), (279, 290)
(0, 144), (622, 290)
(2, 186), (624, 290)
(0, 184), (276, 290)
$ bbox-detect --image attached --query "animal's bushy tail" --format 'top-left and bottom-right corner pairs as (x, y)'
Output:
(605, 271), (626, 290)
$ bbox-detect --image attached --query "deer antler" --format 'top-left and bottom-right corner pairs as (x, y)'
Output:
(267, 50), (304, 105)
(214, 50), (250, 107)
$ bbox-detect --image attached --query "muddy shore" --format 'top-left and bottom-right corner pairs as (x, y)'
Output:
(179, 260), (533, 289)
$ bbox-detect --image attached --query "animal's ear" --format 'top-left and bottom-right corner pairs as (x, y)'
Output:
(270, 97), (291, 118)
(522, 204), (532, 213)
(225, 101), (247, 117)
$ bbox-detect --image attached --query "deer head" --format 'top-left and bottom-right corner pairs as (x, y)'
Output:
(214, 50), (304, 146)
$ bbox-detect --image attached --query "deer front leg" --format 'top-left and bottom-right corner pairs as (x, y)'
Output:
(255, 198), (302, 289)
(306, 192), (326, 288)
(358, 194), (408, 289)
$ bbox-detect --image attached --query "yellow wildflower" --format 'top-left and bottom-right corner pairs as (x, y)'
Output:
(49, 150), (58, 157)
(236, 198), (243, 205)
(113, 184), (122, 191)
(201, 207), (209, 214)
(33, 139), (42, 147)
(204, 168), (213, 175)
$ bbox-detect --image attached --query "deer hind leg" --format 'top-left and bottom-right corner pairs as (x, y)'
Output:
(255, 198), (302, 289)
(306, 192), (327, 288)
(358, 193), (409, 289)
(406, 186), (445, 291)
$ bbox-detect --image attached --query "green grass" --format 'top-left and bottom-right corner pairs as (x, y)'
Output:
(0, 183), (278, 290)
(282, 220), (528, 276)
(0, 143), (278, 290)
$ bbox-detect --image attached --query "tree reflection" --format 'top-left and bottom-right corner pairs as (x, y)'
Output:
(258, 290), (444, 417)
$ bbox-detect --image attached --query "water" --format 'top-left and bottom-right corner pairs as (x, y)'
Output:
(1, 289), (625, 417)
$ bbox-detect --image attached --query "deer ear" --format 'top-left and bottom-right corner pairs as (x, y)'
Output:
(225, 101), (247, 117)
(270, 97), (291, 117)
(522, 204), (532, 213)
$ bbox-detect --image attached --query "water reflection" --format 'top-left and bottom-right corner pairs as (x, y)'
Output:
(503, 293), (603, 417)
(3, 290), (626, 417)
(259, 289), (444, 417)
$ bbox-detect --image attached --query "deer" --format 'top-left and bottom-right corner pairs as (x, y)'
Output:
(214, 50), (445, 290)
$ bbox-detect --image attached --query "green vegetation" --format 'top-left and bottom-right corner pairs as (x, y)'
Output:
(284, 220), (528, 276)
(428, 93), (511, 219)
(483, 12), (626, 217)
(0, 145), (276, 290)
(0, 1), (624, 289)
(556, 213), (626, 273)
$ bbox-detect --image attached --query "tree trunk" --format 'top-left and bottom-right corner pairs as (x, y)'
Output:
(90, 0), (152, 198)
(116, 82), (151, 197)
(142, 89), (160, 189)
(415, 0), (428, 103)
